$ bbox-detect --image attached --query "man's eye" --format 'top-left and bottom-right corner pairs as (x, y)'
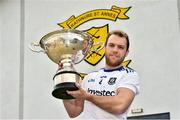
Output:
(118, 46), (125, 49)
(108, 44), (114, 47)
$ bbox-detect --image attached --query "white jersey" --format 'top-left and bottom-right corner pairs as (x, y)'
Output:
(79, 66), (140, 120)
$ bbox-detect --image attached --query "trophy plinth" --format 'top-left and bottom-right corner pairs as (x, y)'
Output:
(52, 71), (80, 99)
(29, 29), (93, 99)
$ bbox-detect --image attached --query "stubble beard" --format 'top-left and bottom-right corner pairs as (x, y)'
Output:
(105, 55), (125, 68)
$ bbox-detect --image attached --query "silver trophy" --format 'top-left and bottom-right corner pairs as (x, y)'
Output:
(29, 29), (93, 99)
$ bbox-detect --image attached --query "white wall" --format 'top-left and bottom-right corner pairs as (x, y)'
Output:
(0, 0), (21, 119)
(0, 1), (2, 118)
(126, 1), (180, 118)
(178, 0), (180, 24)
(1, 0), (180, 119)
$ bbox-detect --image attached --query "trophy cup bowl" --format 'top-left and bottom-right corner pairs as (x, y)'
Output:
(29, 29), (93, 99)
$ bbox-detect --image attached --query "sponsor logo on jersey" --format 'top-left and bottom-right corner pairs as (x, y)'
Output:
(100, 75), (107, 78)
(108, 77), (117, 85)
(99, 75), (107, 84)
(99, 79), (103, 84)
(88, 88), (115, 96)
(88, 79), (95, 82)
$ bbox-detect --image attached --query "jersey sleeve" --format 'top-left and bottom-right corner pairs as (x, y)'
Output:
(81, 72), (92, 89)
(117, 71), (140, 95)
(80, 70), (99, 89)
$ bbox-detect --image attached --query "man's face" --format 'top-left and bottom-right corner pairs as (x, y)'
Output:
(105, 34), (129, 68)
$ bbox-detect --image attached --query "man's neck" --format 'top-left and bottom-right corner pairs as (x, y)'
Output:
(105, 65), (122, 70)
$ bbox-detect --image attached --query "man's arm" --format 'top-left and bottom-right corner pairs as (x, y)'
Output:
(86, 88), (135, 114)
(67, 84), (135, 114)
(63, 98), (84, 118)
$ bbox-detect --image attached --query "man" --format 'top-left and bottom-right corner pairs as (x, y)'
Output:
(63, 30), (140, 120)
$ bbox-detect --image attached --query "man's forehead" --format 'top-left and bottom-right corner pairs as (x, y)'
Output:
(108, 35), (127, 44)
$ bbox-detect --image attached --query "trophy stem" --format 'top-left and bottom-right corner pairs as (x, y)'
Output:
(52, 57), (81, 99)
(60, 57), (73, 70)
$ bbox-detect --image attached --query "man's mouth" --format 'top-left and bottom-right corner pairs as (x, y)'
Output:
(110, 54), (118, 58)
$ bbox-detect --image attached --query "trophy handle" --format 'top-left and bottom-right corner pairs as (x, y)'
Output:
(74, 41), (105, 64)
(29, 42), (45, 53)
(91, 41), (105, 52)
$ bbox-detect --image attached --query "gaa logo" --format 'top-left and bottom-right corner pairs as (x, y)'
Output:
(108, 77), (117, 85)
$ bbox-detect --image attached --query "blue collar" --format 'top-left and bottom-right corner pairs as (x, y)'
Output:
(103, 66), (124, 72)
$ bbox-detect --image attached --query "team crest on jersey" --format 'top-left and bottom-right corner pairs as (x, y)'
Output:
(108, 77), (117, 85)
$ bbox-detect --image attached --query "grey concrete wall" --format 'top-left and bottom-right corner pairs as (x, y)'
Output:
(178, 0), (180, 28)
(0, 0), (21, 119)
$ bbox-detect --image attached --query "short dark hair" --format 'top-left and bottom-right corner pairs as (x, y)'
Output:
(106, 30), (129, 50)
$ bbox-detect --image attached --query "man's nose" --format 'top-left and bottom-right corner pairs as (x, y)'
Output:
(112, 46), (118, 51)
(112, 46), (118, 53)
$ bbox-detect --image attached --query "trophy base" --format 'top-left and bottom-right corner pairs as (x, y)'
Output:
(52, 82), (78, 99)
